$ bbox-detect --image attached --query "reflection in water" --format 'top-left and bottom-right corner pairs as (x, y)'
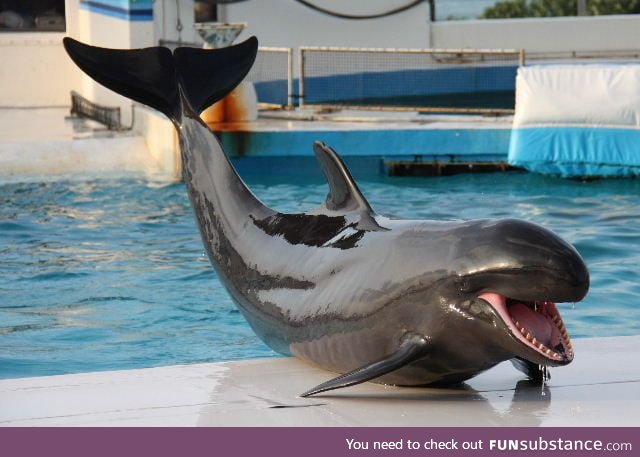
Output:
(320, 378), (552, 426)
(201, 363), (554, 426)
(506, 379), (552, 423)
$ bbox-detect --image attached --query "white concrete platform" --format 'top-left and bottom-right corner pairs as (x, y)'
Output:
(1, 335), (638, 427)
(0, 107), (179, 183)
(217, 109), (514, 132)
(0, 106), (513, 183)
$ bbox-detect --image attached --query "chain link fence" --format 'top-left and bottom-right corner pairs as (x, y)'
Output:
(299, 47), (524, 114)
(246, 47), (294, 109)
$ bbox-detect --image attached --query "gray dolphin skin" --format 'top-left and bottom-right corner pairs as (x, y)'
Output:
(63, 36), (589, 397)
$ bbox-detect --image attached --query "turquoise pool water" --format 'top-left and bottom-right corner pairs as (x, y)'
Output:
(1, 173), (639, 379)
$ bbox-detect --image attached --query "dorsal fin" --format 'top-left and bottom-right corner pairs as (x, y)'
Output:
(313, 141), (372, 213)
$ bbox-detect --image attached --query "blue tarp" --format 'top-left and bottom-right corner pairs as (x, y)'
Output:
(509, 127), (640, 178)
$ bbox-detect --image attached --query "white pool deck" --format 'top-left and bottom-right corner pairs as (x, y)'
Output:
(1, 335), (638, 427)
(217, 108), (513, 131)
(0, 107), (513, 183)
(0, 107), (156, 182)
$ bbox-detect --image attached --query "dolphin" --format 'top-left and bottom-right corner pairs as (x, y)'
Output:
(63, 36), (589, 397)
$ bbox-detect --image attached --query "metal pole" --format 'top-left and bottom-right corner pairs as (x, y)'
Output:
(296, 46), (521, 55)
(577, 0), (587, 16)
(287, 47), (294, 109)
(298, 48), (306, 109)
(519, 49), (526, 67)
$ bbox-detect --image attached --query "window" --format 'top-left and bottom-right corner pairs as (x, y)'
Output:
(195, 0), (218, 23)
(0, 0), (65, 32)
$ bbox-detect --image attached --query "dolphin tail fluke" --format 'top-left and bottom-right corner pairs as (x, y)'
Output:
(63, 37), (180, 121)
(173, 37), (258, 115)
(62, 36), (258, 123)
(300, 333), (430, 397)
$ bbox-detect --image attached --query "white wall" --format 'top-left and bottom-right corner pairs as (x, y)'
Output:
(219, 2), (640, 55)
(154, 0), (201, 45)
(0, 0), (158, 110)
(0, 33), (79, 107)
(134, 105), (181, 180)
(432, 15), (640, 54)
(0, 0), (155, 115)
(71, 6), (154, 126)
(219, 0), (431, 48)
(4, 1), (639, 112)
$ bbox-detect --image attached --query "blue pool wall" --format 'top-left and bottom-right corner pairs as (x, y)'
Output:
(221, 127), (512, 178)
(303, 67), (517, 103)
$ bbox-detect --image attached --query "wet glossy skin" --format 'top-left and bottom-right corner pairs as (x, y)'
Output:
(62, 36), (589, 388)
(179, 110), (589, 386)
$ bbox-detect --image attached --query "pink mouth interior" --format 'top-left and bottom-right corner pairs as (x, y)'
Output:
(478, 292), (573, 362)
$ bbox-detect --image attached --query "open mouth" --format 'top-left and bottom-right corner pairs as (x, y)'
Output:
(478, 293), (573, 363)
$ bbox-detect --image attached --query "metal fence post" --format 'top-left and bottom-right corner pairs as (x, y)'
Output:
(287, 47), (294, 109)
(298, 48), (306, 109)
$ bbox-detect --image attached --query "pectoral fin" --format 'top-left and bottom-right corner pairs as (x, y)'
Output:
(300, 333), (430, 397)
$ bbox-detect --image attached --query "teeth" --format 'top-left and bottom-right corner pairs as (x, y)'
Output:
(510, 310), (573, 359)
(549, 351), (561, 359)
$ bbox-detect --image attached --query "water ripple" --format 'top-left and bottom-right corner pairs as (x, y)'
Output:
(0, 174), (639, 379)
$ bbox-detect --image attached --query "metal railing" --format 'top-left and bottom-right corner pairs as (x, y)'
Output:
(526, 49), (640, 62)
(70, 91), (121, 130)
(299, 46), (525, 115)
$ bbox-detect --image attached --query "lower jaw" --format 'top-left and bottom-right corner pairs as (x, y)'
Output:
(478, 293), (574, 364)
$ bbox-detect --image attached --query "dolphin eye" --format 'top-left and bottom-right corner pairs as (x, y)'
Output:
(457, 278), (471, 292)
(457, 276), (479, 293)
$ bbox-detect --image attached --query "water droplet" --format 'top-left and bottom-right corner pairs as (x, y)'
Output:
(539, 364), (549, 394)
